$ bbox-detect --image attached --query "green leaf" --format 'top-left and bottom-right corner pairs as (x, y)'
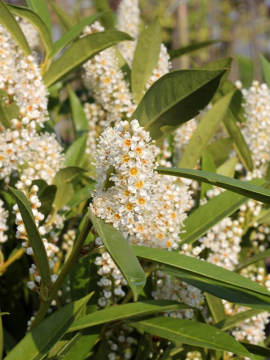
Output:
(133, 69), (226, 141)
(157, 167), (270, 204)
(132, 317), (253, 358)
(4, 294), (92, 360)
(65, 135), (88, 168)
(0, 0), (31, 56)
(260, 54), (270, 88)
(133, 246), (270, 310)
(179, 91), (234, 168)
(35, 182), (56, 218)
(236, 249), (270, 272)
(131, 19), (161, 103)
(48, 0), (74, 30)
(237, 55), (253, 88)
(215, 309), (263, 331)
(7, 4), (53, 56)
(66, 185), (95, 209)
(200, 151), (216, 198)
(8, 187), (51, 287)
(207, 137), (233, 167)
(89, 210), (145, 300)
(181, 180), (263, 245)
(43, 31), (132, 87)
(205, 293), (225, 323)
(67, 86), (89, 133)
(26, 0), (52, 34)
(53, 167), (85, 212)
(223, 110), (253, 171)
(169, 40), (220, 59)
(241, 343), (270, 360)
(61, 330), (99, 360)
(217, 157), (237, 177)
(0, 93), (20, 128)
(50, 14), (102, 59)
(93, 0), (116, 28)
(68, 300), (189, 332)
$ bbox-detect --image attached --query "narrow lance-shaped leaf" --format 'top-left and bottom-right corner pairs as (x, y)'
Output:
(215, 309), (264, 331)
(89, 210), (146, 300)
(67, 86), (89, 133)
(260, 54), (270, 88)
(131, 19), (161, 103)
(61, 331), (99, 360)
(223, 109), (253, 171)
(169, 40), (220, 59)
(205, 293), (225, 323)
(43, 31), (132, 87)
(4, 294), (92, 360)
(132, 317), (254, 359)
(48, 0), (74, 30)
(133, 69), (226, 141)
(7, 4), (53, 56)
(217, 156), (238, 177)
(237, 55), (253, 88)
(68, 300), (189, 333)
(64, 135), (88, 168)
(133, 245), (270, 310)
(157, 167), (270, 204)
(200, 150), (216, 198)
(181, 178), (264, 245)
(0, 0), (31, 56)
(50, 14), (102, 59)
(26, 0), (52, 34)
(179, 91), (234, 168)
(8, 187), (51, 287)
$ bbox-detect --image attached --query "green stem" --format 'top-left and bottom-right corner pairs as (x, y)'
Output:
(31, 217), (92, 329)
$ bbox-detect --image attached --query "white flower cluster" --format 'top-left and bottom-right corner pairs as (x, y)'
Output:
(19, 18), (40, 51)
(241, 81), (270, 177)
(95, 251), (127, 307)
(83, 22), (136, 124)
(152, 270), (204, 319)
(117, 0), (140, 66)
(174, 119), (198, 161)
(105, 326), (137, 360)
(146, 44), (171, 90)
(0, 199), (8, 245)
(92, 119), (192, 249)
(0, 24), (48, 131)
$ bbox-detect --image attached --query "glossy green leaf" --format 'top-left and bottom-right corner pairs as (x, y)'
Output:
(7, 4), (52, 56)
(169, 40), (220, 59)
(207, 137), (233, 166)
(50, 14), (101, 59)
(157, 167), (270, 203)
(0, 0), (31, 56)
(66, 185), (95, 209)
(67, 86), (88, 133)
(200, 151), (216, 198)
(236, 249), (270, 272)
(223, 110), (253, 171)
(260, 54), (270, 88)
(217, 156), (237, 177)
(48, 1), (73, 30)
(89, 210), (145, 300)
(36, 183), (56, 218)
(43, 31), (132, 87)
(133, 69), (226, 141)
(26, 0), (51, 34)
(237, 55), (253, 88)
(4, 294), (92, 360)
(131, 19), (161, 103)
(205, 293), (225, 323)
(65, 135), (88, 168)
(68, 300), (189, 332)
(215, 309), (263, 331)
(61, 330), (99, 360)
(179, 92), (234, 168)
(132, 317), (253, 358)
(133, 245), (270, 310)
(8, 187), (51, 287)
(181, 179), (263, 245)
(53, 167), (85, 212)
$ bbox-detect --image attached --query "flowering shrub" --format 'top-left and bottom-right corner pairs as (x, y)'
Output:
(1, 1), (270, 360)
